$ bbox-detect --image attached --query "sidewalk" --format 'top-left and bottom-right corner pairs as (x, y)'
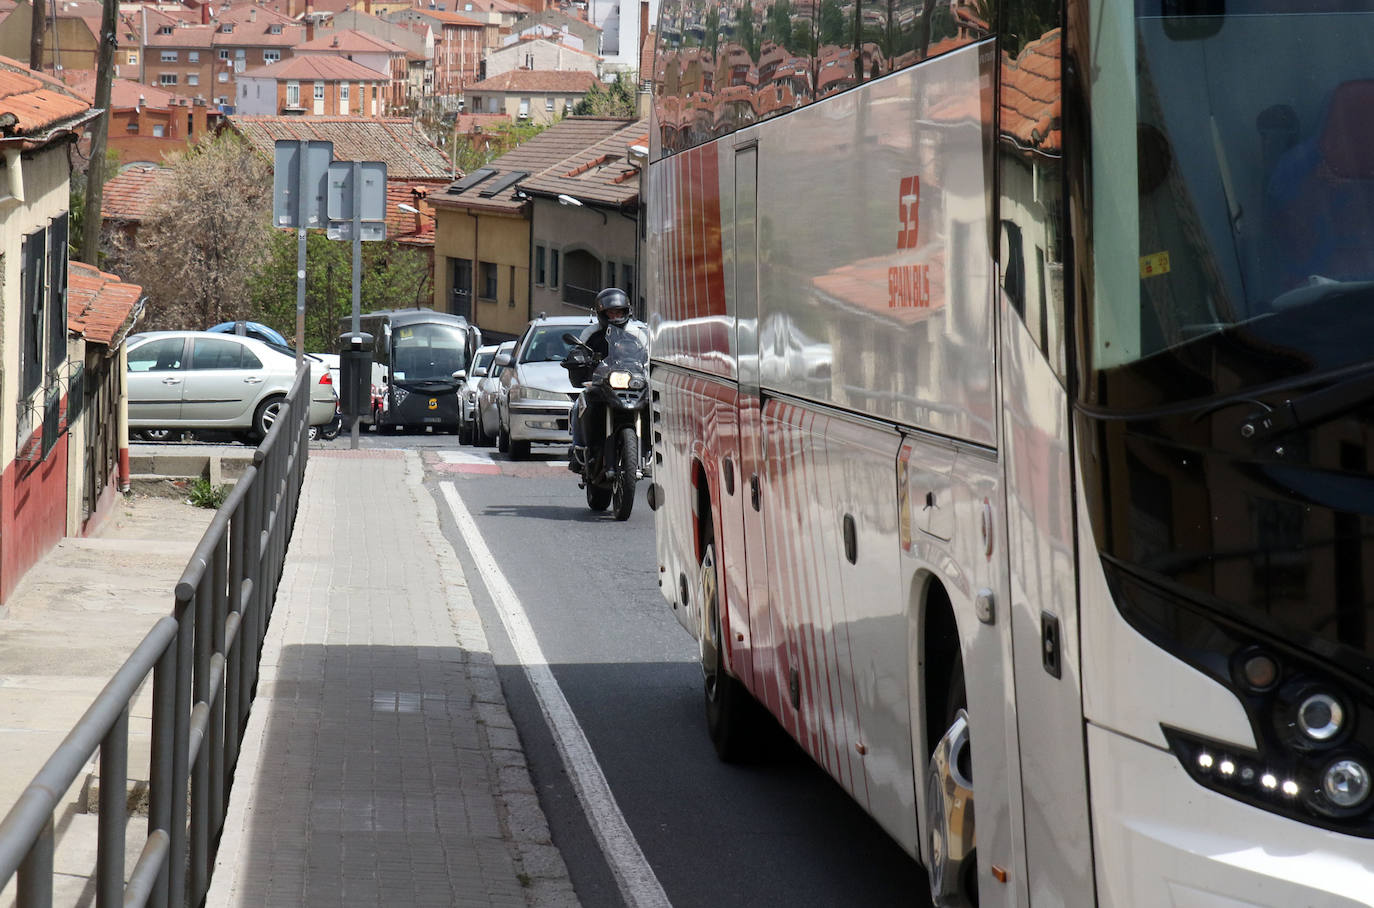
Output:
(207, 449), (578, 907)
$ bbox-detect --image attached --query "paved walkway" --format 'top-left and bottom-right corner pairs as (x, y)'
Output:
(208, 449), (577, 908)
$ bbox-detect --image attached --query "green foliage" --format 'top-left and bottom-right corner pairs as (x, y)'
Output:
(818, 0), (847, 47)
(572, 73), (637, 117)
(68, 147), (121, 263)
(249, 232), (433, 353)
(188, 477), (230, 510)
(734, 2), (760, 61)
(451, 120), (550, 175)
(106, 132), (273, 331)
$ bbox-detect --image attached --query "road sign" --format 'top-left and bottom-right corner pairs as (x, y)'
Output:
(326, 221), (388, 242)
(327, 160), (388, 241)
(272, 140), (332, 228)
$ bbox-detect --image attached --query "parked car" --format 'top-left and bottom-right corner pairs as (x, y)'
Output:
(497, 314), (596, 459)
(126, 331), (336, 441)
(458, 344), (497, 445)
(206, 320), (290, 347)
(476, 341), (515, 446)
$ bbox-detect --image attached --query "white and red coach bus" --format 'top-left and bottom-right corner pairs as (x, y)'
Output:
(644, 0), (1374, 903)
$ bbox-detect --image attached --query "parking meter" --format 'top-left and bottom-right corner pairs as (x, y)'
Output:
(338, 332), (374, 421)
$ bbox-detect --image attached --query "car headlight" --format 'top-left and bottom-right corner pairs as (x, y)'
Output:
(511, 385), (566, 402)
(608, 371), (632, 390)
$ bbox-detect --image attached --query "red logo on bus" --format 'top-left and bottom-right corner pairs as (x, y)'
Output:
(896, 176), (920, 250)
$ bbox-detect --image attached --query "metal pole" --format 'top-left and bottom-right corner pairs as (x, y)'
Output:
(295, 139), (309, 374)
(350, 159), (363, 451)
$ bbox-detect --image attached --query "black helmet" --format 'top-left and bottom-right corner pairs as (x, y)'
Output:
(595, 287), (631, 328)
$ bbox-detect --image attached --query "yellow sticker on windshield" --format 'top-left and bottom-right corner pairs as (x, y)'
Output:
(399, 328), (413, 339)
(1140, 252), (1171, 279)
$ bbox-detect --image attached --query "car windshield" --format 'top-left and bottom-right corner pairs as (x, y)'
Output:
(391, 323), (468, 381)
(1087, 1), (1374, 408)
(519, 325), (583, 364)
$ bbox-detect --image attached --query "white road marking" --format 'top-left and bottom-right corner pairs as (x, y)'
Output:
(440, 482), (672, 908)
(436, 449), (569, 467)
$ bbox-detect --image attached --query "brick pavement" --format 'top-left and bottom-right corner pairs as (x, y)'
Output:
(207, 449), (578, 908)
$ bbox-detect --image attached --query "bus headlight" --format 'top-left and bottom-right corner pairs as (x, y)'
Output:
(609, 371), (632, 390)
(1324, 760), (1371, 809)
(1298, 693), (1345, 742)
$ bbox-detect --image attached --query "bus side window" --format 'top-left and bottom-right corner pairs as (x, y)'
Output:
(998, 0), (1066, 382)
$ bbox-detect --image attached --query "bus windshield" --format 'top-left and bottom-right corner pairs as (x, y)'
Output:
(1088, 2), (1374, 406)
(391, 323), (469, 383)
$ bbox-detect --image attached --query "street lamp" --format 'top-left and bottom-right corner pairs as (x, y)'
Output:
(397, 202), (421, 214)
(557, 193), (583, 207)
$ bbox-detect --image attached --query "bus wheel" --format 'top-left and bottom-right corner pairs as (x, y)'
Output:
(926, 661), (977, 907)
(700, 539), (754, 761)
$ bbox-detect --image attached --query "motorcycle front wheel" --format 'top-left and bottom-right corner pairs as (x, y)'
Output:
(612, 426), (637, 521)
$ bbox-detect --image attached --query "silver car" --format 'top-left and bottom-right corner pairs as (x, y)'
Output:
(127, 331), (336, 440)
(497, 315), (595, 460)
(476, 341), (515, 445)
(458, 344), (497, 445)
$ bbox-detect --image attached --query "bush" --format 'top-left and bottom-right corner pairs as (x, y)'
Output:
(188, 477), (230, 510)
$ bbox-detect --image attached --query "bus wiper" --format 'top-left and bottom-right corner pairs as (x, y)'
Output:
(1242, 367), (1374, 440)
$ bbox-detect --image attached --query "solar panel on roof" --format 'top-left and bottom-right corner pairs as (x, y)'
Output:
(453, 167), (497, 192)
(479, 170), (531, 198)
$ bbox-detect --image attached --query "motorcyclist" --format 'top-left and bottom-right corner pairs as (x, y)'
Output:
(566, 287), (633, 451)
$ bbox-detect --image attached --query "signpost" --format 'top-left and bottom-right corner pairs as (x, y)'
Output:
(272, 141), (387, 448)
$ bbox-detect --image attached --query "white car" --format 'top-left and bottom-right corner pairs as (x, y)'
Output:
(458, 344), (497, 445)
(497, 314), (596, 460)
(127, 331), (337, 440)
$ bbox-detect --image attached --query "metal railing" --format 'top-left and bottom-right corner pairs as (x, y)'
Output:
(0, 368), (313, 907)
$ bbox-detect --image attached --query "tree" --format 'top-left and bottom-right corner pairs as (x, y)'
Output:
(451, 120), (549, 175)
(68, 146), (120, 263)
(572, 73), (637, 117)
(248, 233), (433, 353)
(107, 133), (273, 330)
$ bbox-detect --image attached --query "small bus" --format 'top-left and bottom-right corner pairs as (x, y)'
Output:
(343, 309), (481, 433)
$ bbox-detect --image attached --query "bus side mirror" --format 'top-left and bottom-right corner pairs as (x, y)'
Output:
(1161, 0), (1224, 40)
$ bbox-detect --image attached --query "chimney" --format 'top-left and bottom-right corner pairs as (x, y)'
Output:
(201, 2), (209, 24)
(249, 7), (256, 20)
(306, 17), (315, 40)
(331, 34), (339, 46)
(364, 0), (371, 12)
(192, 97), (208, 137)
(639, 0), (648, 47)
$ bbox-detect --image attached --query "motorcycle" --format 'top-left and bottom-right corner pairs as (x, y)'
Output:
(561, 323), (651, 520)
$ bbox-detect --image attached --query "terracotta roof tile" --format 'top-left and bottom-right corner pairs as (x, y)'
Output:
(100, 166), (174, 222)
(0, 56), (93, 140)
(385, 180), (445, 240)
(226, 115), (453, 179)
(296, 28), (407, 54)
(639, 28), (655, 83)
(408, 9), (485, 27)
(518, 118), (647, 206)
(239, 55), (390, 81)
(999, 30), (1060, 153)
(62, 72), (178, 110)
(465, 69), (597, 94)
(68, 262), (145, 347)
(454, 112), (512, 132)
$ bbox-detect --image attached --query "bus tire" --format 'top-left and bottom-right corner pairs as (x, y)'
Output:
(926, 658), (977, 907)
(700, 539), (755, 762)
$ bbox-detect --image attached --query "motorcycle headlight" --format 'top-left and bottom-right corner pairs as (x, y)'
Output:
(609, 371), (632, 390)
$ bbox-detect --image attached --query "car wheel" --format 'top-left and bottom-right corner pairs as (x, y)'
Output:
(497, 425), (510, 454)
(252, 396), (286, 439)
(510, 439), (530, 460)
(459, 422), (473, 445)
(139, 428), (174, 442)
(308, 425), (319, 441)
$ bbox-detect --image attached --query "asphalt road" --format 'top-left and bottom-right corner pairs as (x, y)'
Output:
(411, 438), (931, 908)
